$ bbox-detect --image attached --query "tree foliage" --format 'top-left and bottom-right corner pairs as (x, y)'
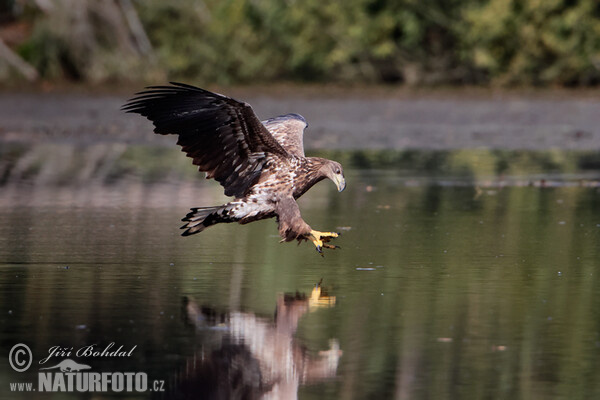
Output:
(465, 0), (600, 85)
(3, 0), (600, 85)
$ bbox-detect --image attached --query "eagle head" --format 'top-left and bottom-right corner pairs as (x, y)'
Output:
(323, 161), (346, 192)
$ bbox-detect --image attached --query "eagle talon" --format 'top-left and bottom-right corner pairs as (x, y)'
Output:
(310, 229), (340, 254)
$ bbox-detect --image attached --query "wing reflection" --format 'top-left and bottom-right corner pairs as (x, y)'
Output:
(174, 282), (342, 400)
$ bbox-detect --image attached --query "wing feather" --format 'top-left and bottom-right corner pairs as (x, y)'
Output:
(122, 82), (289, 197)
(262, 113), (307, 157)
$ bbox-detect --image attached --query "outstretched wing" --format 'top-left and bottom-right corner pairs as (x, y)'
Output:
(122, 82), (289, 197)
(262, 113), (307, 157)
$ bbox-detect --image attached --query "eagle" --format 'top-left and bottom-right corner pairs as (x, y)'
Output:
(122, 82), (345, 254)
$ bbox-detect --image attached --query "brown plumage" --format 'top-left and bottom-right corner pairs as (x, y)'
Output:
(122, 82), (345, 254)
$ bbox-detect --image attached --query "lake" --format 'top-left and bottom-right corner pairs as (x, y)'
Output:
(1, 147), (599, 399)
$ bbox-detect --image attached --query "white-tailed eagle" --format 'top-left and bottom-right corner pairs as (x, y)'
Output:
(122, 82), (345, 254)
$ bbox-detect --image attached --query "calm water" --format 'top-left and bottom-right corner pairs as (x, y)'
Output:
(1, 156), (600, 399)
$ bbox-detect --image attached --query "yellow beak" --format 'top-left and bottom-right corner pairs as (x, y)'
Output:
(333, 175), (346, 192)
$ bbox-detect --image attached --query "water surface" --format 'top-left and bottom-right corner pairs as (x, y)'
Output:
(1, 152), (600, 399)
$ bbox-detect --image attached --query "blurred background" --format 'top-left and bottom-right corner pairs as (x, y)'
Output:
(0, 0), (599, 86)
(1, 1), (600, 400)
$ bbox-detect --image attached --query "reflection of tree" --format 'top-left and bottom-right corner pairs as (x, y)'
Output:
(174, 283), (341, 400)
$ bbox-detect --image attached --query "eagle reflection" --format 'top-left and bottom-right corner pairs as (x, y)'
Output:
(173, 282), (341, 399)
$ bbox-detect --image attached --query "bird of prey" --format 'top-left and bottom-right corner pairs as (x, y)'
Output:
(122, 82), (345, 254)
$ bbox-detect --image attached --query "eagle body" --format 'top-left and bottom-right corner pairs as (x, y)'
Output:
(122, 83), (345, 253)
(184, 155), (331, 240)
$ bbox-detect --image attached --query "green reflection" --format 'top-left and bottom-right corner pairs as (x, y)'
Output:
(3, 142), (600, 186)
(0, 149), (599, 399)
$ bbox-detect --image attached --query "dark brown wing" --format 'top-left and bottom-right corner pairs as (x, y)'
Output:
(122, 82), (289, 197)
(262, 114), (307, 157)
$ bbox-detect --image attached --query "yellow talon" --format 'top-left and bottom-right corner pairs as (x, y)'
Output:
(309, 230), (340, 255)
(310, 230), (339, 240)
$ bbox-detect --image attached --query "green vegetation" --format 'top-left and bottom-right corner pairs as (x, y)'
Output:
(1, 0), (600, 86)
(465, 0), (600, 85)
(2, 142), (600, 186)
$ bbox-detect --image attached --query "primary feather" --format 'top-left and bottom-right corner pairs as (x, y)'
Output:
(122, 82), (287, 197)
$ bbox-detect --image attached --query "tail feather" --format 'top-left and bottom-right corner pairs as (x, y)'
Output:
(181, 206), (224, 236)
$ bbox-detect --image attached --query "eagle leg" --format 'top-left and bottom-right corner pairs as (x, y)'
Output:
(309, 230), (340, 255)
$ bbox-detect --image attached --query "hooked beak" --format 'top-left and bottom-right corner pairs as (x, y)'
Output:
(333, 175), (346, 192)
